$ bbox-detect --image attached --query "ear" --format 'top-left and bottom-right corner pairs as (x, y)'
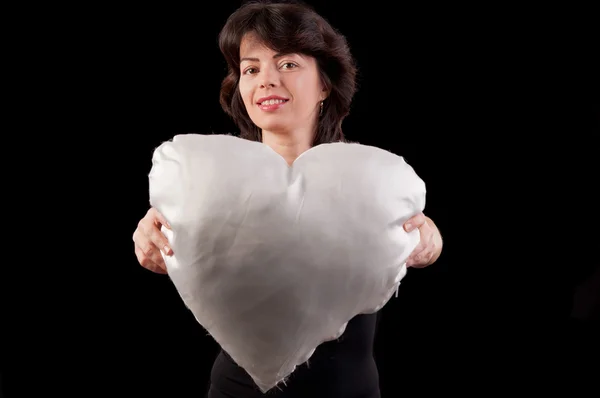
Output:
(319, 77), (329, 101)
(320, 87), (329, 102)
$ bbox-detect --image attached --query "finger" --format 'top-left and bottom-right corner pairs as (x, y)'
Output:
(418, 227), (434, 247)
(406, 222), (431, 258)
(406, 229), (433, 264)
(146, 261), (168, 274)
(138, 215), (173, 256)
(148, 227), (173, 256)
(156, 260), (168, 274)
(407, 238), (434, 264)
(137, 236), (166, 265)
(149, 207), (171, 230)
(409, 242), (425, 258)
(136, 227), (169, 267)
(407, 248), (426, 265)
(132, 227), (150, 245)
(149, 260), (168, 274)
(135, 245), (167, 274)
(404, 212), (426, 232)
(407, 250), (434, 268)
(132, 228), (141, 243)
(148, 244), (167, 267)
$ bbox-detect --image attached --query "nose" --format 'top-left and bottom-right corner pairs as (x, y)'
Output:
(258, 65), (279, 88)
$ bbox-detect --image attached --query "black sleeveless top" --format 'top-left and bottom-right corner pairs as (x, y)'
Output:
(207, 313), (381, 398)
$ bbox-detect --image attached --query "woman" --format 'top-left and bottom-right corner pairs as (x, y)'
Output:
(132, 1), (443, 397)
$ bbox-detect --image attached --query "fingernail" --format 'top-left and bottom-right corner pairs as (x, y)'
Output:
(404, 223), (412, 231)
(163, 245), (172, 256)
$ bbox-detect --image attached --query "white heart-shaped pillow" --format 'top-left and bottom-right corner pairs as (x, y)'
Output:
(148, 134), (426, 392)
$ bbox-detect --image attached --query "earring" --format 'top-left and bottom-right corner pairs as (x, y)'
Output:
(319, 101), (323, 116)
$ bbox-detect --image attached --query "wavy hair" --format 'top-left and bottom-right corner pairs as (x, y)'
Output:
(218, 0), (358, 145)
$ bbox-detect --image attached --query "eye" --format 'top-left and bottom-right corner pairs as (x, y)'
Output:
(243, 67), (258, 75)
(281, 62), (298, 70)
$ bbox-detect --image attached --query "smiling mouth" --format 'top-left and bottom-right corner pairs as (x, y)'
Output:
(258, 99), (289, 106)
(257, 99), (289, 111)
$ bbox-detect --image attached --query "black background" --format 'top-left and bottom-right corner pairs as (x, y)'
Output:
(2, 1), (599, 397)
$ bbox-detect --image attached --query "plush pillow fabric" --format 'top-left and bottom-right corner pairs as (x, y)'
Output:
(148, 134), (426, 392)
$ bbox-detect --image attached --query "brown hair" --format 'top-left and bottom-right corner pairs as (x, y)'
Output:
(218, 0), (358, 145)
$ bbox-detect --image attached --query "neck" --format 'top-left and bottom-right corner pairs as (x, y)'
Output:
(262, 128), (314, 165)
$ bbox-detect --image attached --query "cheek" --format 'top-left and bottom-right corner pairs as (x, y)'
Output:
(289, 75), (321, 105)
(238, 82), (253, 108)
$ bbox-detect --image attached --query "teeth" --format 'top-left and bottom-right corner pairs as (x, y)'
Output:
(261, 99), (286, 105)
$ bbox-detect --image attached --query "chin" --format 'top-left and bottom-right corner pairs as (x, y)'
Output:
(256, 121), (290, 134)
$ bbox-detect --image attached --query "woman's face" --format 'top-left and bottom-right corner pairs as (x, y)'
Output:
(238, 33), (326, 136)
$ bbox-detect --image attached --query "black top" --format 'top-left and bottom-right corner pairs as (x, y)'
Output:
(207, 313), (381, 398)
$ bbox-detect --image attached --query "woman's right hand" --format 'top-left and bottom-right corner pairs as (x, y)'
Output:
(132, 207), (173, 274)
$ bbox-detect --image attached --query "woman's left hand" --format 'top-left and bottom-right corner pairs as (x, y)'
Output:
(403, 212), (443, 268)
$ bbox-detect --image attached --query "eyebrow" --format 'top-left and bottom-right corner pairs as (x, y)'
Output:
(240, 53), (292, 63)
